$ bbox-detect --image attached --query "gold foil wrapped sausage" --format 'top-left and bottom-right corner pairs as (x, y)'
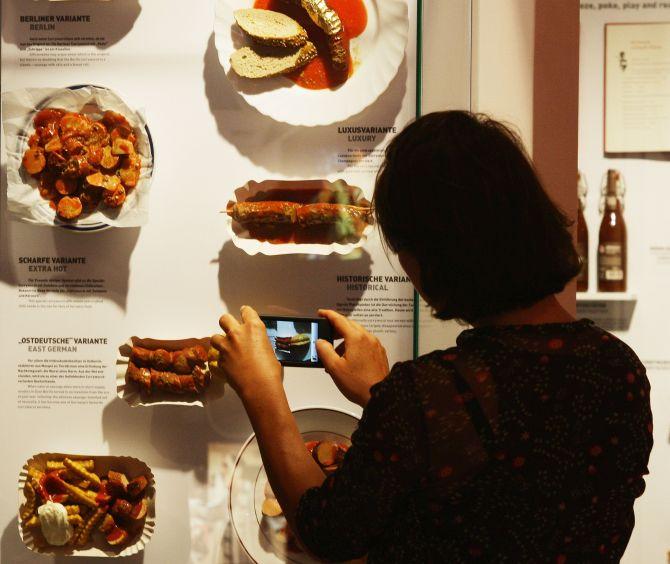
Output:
(294, 0), (342, 36)
(293, 0), (348, 71)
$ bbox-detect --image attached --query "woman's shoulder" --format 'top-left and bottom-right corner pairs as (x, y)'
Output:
(587, 322), (645, 366)
(370, 349), (462, 401)
(554, 319), (647, 379)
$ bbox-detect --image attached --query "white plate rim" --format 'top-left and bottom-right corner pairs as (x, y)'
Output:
(9, 84), (155, 232)
(229, 406), (360, 563)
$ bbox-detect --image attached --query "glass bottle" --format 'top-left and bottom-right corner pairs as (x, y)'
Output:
(597, 169), (627, 292)
(576, 171), (589, 292)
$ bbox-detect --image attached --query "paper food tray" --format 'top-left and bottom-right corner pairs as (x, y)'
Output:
(227, 179), (374, 256)
(18, 452), (155, 557)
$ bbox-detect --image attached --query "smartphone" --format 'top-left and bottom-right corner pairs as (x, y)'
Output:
(260, 315), (333, 367)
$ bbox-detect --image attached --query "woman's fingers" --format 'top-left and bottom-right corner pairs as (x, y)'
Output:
(219, 313), (241, 333)
(318, 309), (358, 339)
(348, 319), (368, 334)
(210, 334), (227, 352)
(316, 339), (343, 375)
(240, 305), (262, 326)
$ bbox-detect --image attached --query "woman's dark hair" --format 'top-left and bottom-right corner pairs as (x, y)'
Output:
(374, 111), (580, 323)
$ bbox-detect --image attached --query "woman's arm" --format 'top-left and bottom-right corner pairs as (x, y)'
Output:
(211, 307), (325, 534)
(211, 306), (422, 560)
(240, 381), (326, 537)
(295, 366), (427, 561)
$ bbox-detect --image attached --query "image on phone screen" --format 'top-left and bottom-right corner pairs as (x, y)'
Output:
(262, 318), (321, 366)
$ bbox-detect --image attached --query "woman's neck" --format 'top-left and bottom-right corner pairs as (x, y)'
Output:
(474, 295), (576, 328)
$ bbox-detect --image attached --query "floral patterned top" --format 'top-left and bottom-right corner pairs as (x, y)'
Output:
(296, 320), (653, 563)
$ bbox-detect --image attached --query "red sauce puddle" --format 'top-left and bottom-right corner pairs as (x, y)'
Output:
(247, 224), (340, 245)
(252, 0), (368, 90)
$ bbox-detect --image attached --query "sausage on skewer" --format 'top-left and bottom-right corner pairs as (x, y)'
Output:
(227, 201), (371, 226)
(227, 201), (301, 225)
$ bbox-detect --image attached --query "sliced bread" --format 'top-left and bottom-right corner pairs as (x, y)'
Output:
(234, 8), (308, 48)
(230, 42), (317, 79)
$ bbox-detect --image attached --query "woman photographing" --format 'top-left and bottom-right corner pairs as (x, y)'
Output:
(212, 111), (652, 563)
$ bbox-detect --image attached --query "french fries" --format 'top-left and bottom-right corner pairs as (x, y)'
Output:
(74, 508), (106, 547)
(47, 460), (94, 472)
(20, 481), (36, 522)
(63, 458), (101, 490)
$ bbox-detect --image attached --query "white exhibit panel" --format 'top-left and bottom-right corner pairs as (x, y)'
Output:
(0, 0), (437, 561)
(578, 4), (670, 563)
(417, 0), (473, 356)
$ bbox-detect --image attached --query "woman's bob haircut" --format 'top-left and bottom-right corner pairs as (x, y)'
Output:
(374, 111), (581, 324)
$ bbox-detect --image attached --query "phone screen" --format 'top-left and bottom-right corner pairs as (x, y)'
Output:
(261, 316), (332, 367)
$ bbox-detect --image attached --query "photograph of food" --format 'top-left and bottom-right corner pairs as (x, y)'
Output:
(117, 337), (226, 407)
(230, 408), (358, 564)
(214, 0), (409, 125)
(21, 108), (141, 222)
(264, 319), (318, 364)
(18, 454), (154, 556)
(226, 179), (373, 255)
(3, 85), (153, 230)
(274, 333), (311, 351)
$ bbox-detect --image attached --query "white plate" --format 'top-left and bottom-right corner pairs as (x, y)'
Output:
(229, 407), (359, 563)
(214, 0), (409, 126)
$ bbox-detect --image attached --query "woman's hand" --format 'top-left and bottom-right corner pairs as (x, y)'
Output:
(316, 310), (389, 407)
(211, 306), (282, 403)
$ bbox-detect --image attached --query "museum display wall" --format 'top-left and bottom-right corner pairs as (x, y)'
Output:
(0, 0), (422, 560)
(1, 0), (666, 562)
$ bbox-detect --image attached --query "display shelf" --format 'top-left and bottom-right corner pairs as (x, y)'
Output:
(576, 292), (637, 302)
